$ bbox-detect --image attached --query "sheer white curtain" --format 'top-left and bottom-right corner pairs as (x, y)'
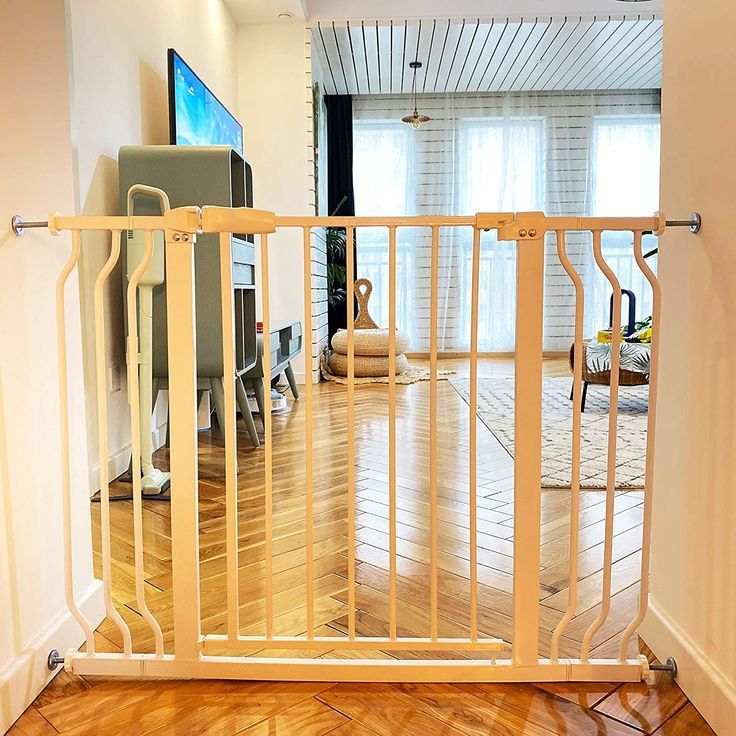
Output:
(457, 117), (545, 350)
(589, 115), (661, 333)
(353, 122), (415, 331)
(352, 91), (661, 351)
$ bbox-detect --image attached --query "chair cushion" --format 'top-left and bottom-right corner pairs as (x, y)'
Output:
(331, 328), (410, 357)
(569, 342), (650, 386)
(328, 351), (409, 377)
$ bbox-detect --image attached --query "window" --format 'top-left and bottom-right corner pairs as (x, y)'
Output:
(353, 122), (413, 332)
(460, 118), (545, 213)
(458, 118), (545, 350)
(592, 115), (661, 217)
(590, 115), (661, 333)
(350, 94), (660, 352)
(354, 122), (411, 216)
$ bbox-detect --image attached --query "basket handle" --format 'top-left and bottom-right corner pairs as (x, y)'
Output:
(353, 278), (379, 329)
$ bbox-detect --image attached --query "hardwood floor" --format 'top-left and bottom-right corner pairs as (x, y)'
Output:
(10, 358), (715, 734)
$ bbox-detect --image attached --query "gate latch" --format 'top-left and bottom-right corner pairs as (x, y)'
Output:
(498, 211), (547, 241)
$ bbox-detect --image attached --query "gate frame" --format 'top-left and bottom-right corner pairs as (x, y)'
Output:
(43, 206), (666, 684)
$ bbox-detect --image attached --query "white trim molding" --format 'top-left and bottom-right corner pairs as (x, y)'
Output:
(88, 420), (168, 497)
(0, 580), (105, 733)
(641, 596), (736, 735)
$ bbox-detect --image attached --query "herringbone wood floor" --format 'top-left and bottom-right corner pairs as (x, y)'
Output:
(10, 358), (714, 735)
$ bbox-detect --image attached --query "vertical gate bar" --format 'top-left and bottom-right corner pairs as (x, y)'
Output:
(165, 226), (201, 660)
(219, 231), (240, 640)
(468, 226), (481, 641)
(429, 224), (439, 641)
(550, 230), (584, 661)
(618, 231), (660, 661)
(346, 226), (356, 639)
(94, 230), (132, 654)
(56, 230), (96, 653)
(126, 230), (164, 655)
(513, 230), (545, 666)
(303, 226), (315, 639)
(260, 233), (274, 640)
(388, 225), (397, 639)
(581, 229), (622, 661)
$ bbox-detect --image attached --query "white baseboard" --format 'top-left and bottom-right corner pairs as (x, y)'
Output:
(88, 423), (168, 497)
(274, 371), (308, 386)
(0, 579), (105, 734)
(641, 596), (736, 735)
(88, 445), (130, 497)
(151, 423), (167, 449)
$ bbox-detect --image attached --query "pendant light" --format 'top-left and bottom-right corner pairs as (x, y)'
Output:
(402, 61), (430, 129)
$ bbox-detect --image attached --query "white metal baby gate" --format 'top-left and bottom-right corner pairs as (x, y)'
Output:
(42, 206), (669, 682)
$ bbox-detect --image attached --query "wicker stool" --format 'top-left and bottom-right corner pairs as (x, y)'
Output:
(569, 342), (649, 411)
(328, 278), (410, 378)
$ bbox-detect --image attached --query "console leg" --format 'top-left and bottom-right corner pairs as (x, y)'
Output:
(253, 378), (266, 426)
(284, 362), (299, 399)
(236, 375), (260, 448)
(210, 377), (226, 438)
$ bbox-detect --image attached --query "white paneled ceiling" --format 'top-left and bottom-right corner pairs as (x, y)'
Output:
(304, 1), (663, 21)
(311, 15), (662, 95)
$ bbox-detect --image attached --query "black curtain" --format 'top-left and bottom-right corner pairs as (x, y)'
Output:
(325, 94), (355, 216)
(324, 94), (355, 340)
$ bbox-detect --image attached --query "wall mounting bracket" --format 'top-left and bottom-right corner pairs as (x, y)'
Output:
(666, 212), (701, 234)
(648, 657), (678, 678)
(11, 214), (49, 237)
(47, 649), (65, 671)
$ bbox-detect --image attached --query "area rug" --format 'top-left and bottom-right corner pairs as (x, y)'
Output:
(449, 376), (648, 489)
(321, 352), (455, 385)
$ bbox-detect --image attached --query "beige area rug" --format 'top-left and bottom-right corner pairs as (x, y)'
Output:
(320, 352), (455, 385)
(450, 376), (648, 489)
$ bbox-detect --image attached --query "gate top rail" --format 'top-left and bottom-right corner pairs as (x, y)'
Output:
(10, 208), (701, 238)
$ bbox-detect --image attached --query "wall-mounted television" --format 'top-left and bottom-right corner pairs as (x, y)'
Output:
(167, 48), (243, 155)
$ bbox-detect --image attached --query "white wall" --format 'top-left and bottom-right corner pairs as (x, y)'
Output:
(640, 1), (736, 733)
(67, 0), (239, 491)
(1, 0), (241, 727)
(0, 1), (104, 730)
(236, 22), (315, 383)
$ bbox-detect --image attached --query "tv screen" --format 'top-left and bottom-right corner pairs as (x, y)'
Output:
(168, 48), (243, 155)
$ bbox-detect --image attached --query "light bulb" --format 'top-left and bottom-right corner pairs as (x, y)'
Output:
(412, 119), (421, 129)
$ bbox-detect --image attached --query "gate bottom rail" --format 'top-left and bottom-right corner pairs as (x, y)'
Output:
(64, 650), (649, 683)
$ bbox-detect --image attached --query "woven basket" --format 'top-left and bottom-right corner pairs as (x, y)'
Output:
(331, 328), (410, 356)
(569, 343), (649, 386)
(328, 351), (409, 377)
